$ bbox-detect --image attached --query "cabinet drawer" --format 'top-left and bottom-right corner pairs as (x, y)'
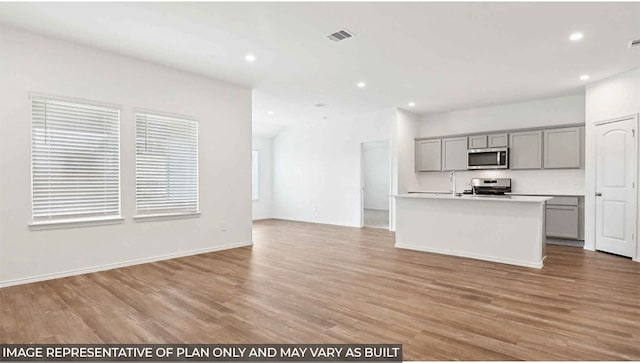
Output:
(546, 205), (579, 239)
(547, 196), (579, 206)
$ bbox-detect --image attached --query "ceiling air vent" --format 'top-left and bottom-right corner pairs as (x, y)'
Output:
(327, 29), (354, 42)
(313, 103), (328, 108)
(629, 39), (640, 48)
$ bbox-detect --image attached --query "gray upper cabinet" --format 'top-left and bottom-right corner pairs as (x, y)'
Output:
(468, 135), (487, 149)
(488, 133), (508, 148)
(442, 137), (468, 171)
(469, 134), (507, 148)
(543, 127), (581, 169)
(509, 130), (543, 169)
(415, 139), (442, 171)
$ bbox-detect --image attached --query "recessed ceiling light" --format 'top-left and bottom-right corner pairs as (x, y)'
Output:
(579, 74), (590, 81)
(569, 32), (584, 41)
(267, 111), (274, 115)
(245, 54), (256, 62)
(356, 81), (366, 88)
(408, 102), (416, 107)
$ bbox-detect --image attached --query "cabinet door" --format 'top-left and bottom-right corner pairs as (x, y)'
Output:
(468, 135), (487, 149)
(415, 139), (442, 171)
(488, 133), (508, 147)
(543, 127), (581, 169)
(510, 131), (543, 169)
(442, 137), (468, 171)
(546, 205), (579, 239)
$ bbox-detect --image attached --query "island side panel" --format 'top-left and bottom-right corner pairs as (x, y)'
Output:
(395, 197), (545, 268)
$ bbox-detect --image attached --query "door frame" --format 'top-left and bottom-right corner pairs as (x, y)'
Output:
(593, 114), (639, 260)
(360, 139), (392, 230)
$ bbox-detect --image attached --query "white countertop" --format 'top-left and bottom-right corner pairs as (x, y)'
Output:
(408, 190), (584, 197)
(396, 193), (551, 203)
(506, 192), (585, 197)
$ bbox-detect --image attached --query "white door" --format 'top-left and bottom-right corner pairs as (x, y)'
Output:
(595, 116), (638, 257)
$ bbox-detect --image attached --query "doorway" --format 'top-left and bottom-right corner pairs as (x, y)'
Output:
(595, 115), (638, 258)
(361, 140), (391, 229)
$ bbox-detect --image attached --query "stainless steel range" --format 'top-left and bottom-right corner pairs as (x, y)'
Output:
(467, 178), (511, 195)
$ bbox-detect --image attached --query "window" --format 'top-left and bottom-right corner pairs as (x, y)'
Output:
(252, 150), (259, 201)
(31, 96), (121, 224)
(135, 112), (199, 216)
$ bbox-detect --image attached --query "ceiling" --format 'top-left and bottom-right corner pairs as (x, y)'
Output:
(1, 2), (639, 136)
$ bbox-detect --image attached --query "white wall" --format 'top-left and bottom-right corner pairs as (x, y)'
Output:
(272, 109), (395, 227)
(395, 109), (421, 195)
(0, 27), (252, 286)
(410, 94), (586, 195)
(363, 141), (390, 211)
(390, 109), (421, 231)
(252, 136), (273, 220)
(585, 67), (640, 261)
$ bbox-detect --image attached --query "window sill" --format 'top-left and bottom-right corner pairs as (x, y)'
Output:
(133, 211), (201, 222)
(29, 216), (125, 231)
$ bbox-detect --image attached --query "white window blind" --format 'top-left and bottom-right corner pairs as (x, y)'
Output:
(252, 150), (259, 201)
(31, 97), (121, 223)
(135, 112), (199, 216)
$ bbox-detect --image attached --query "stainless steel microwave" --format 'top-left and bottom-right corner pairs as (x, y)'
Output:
(467, 147), (509, 169)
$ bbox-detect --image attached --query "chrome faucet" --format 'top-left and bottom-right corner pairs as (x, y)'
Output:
(449, 171), (456, 196)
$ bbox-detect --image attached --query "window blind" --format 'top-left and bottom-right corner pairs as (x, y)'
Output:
(31, 97), (121, 222)
(135, 112), (199, 216)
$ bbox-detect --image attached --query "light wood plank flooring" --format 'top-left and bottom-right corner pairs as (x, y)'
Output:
(1, 219), (639, 360)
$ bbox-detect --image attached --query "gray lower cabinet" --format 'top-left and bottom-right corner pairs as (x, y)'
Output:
(546, 197), (580, 239)
(543, 127), (581, 169)
(546, 205), (579, 239)
(488, 133), (508, 147)
(509, 130), (543, 169)
(468, 135), (487, 149)
(416, 139), (442, 171)
(442, 137), (468, 171)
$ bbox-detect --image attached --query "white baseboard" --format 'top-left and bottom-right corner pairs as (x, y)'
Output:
(251, 216), (273, 221)
(270, 216), (361, 228)
(395, 243), (543, 269)
(0, 241), (253, 288)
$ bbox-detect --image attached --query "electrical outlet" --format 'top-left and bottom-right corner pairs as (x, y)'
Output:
(219, 222), (227, 231)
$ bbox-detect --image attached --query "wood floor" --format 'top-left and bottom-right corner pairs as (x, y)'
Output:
(1, 219), (639, 360)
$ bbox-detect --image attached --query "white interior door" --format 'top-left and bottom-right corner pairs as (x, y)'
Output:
(595, 116), (637, 258)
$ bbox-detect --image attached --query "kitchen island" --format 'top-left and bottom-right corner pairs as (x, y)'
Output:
(394, 193), (552, 268)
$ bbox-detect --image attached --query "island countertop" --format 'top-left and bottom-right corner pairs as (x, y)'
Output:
(395, 192), (548, 268)
(395, 193), (552, 203)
